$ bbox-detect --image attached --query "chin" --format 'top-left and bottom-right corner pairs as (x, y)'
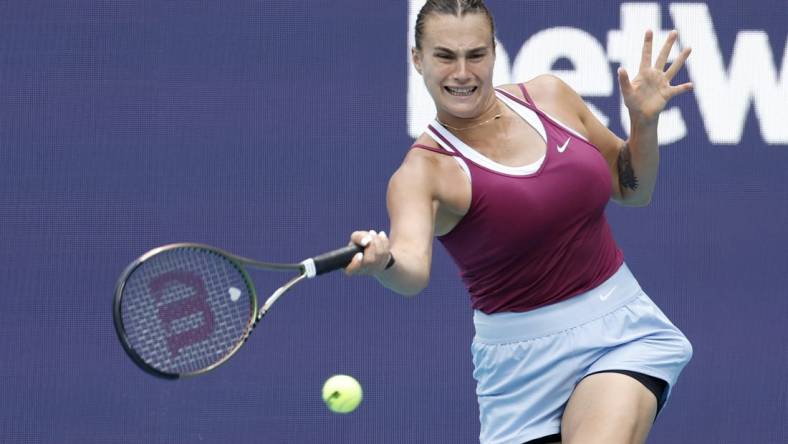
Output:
(443, 104), (481, 120)
(438, 93), (488, 118)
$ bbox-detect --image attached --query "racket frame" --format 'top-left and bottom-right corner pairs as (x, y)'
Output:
(113, 242), (361, 379)
(113, 243), (302, 379)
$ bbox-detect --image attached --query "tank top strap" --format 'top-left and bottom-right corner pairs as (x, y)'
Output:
(494, 86), (537, 112)
(496, 85), (592, 144)
(518, 83), (535, 106)
(424, 123), (469, 158)
(494, 84), (540, 114)
(494, 88), (548, 143)
(420, 124), (473, 180)
(409, 143), (459, 156)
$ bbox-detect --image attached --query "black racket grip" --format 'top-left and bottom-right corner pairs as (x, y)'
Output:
(312, 244), (364, 276)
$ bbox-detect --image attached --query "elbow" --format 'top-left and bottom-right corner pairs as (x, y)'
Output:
(397, 276), (429, 298)
(377, 272), (429, 298)
(626, 196), (652, 207)
(385, 253), (430, 297)
(399, 288), (422, 298)
(615, 189), (652, 207)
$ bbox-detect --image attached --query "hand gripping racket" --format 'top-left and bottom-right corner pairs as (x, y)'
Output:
(113, 242), (362, 379)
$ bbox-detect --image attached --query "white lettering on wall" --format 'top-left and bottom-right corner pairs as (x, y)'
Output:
(671, 3), (788, 144)
(512, 27), (611, 126)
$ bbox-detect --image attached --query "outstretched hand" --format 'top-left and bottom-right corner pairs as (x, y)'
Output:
(618, 30), (693, 122)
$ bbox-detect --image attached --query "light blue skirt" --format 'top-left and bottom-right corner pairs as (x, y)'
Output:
(471, 263), (692, 444)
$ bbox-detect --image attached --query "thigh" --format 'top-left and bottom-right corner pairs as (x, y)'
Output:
(561, 372), (658, 444)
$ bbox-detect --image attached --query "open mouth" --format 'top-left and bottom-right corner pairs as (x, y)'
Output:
(444, 86), (477, 97)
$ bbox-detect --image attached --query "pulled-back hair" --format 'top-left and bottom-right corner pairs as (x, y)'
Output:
(414, 0), (496, 50)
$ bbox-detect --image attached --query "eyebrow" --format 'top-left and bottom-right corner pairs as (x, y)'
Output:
(433, 46), (489, 55)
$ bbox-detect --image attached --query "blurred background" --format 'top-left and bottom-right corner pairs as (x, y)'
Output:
(0, 1), (785, 442)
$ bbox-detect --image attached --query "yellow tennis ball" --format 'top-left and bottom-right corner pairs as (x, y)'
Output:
(322, 374), (363, 414)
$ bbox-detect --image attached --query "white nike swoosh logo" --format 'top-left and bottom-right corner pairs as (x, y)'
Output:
(599, 287), (616, 301)
(557, 137), (571, 153)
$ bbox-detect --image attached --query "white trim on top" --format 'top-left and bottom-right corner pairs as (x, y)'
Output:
(424, 132), (472, 181)
(496, 87), (590, 142)
(541, 110), (590, 142)
(427, 89), (547, 176)
(430, 122), (545, 176)
(495, 91), (548, 143)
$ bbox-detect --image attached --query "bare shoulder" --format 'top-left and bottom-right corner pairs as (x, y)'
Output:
(501, 76), (589, 137)
(496, 75), (573, 101)
(392, 134), (446, 192)
(495, 82), (524, 98)
(411, 132), (441, 151)
(394, 134), (469, 208)
(403, 133), (462, 168)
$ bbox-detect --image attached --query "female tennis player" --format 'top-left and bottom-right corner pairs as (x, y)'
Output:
(346, 1), (693, 443)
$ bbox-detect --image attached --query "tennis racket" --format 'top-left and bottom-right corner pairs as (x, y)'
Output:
(113, 242), (362, 379)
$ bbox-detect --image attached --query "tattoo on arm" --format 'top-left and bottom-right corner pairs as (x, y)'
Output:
(617, 143), (639, 191)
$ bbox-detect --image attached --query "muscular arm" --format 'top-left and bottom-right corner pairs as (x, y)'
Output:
(573, 80), (660, 207)
(616, 116), (659, 205)
(602, 30), (692, 206)
(372, 151), (438, 296)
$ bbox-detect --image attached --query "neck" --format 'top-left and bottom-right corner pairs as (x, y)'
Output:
(437, 96), (501, 132)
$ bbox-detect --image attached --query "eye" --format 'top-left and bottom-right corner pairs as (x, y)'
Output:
(435, 53), (453, 60)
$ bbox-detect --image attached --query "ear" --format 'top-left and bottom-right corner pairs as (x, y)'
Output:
(411, 47), (423, 74)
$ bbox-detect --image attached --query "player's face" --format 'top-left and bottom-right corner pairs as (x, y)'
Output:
(412, 13), (496, 122)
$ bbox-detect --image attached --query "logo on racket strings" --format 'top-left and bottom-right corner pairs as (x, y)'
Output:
(149, 271), (215, 356)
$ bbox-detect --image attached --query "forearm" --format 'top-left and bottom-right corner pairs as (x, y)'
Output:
(373, 249), (429, 297)
(620, 113), (660, 206)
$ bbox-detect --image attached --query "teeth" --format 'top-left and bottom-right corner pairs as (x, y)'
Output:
(446, 86), (476, 96)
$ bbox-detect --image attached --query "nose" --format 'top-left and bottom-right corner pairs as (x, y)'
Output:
(453, 58), (471, 83)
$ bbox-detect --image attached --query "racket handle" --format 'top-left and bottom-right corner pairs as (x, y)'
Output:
(302, 244), (364, 277)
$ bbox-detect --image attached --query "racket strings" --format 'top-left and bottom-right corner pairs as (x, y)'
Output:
(120, 248), (254, 375)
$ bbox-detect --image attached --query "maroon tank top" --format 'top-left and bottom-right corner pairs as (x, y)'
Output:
(413, 84), (623, 313)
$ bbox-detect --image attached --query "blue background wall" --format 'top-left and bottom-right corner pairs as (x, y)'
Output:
(0, 1), (785, 443)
